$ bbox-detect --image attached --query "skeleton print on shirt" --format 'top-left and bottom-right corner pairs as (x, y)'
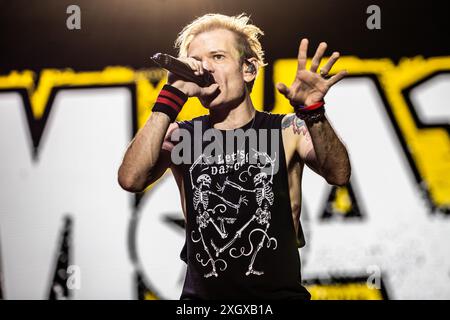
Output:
(190, 148), (278, 278)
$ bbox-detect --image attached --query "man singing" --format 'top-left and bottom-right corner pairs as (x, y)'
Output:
(118, 13), (350, 300)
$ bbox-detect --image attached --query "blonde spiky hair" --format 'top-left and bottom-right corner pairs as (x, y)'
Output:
(174, 13), (267, 68)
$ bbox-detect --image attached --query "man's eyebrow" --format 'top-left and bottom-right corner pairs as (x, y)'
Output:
(190, 50), (228, 60)
(211, 50), (230, 58)
(210, 50), (227, 54)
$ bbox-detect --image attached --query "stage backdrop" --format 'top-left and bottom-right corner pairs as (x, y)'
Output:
(0, 0), (449, 299)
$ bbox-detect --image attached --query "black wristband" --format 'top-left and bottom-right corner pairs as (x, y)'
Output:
(152, 84), (188, 122)
(295, 106), (326, 123)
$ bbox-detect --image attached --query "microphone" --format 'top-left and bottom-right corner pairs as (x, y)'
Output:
(150, 53), (215, 87)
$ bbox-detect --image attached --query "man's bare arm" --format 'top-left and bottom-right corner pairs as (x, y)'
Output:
(277, 39), (351, 185)
(303, 116), (350, 185)
(117, 112), (176, 193)
(117, 56), (220, 193)
(282, 113), (350, 186)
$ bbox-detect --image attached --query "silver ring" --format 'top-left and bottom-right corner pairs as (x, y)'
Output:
(319, 69), (328, 78)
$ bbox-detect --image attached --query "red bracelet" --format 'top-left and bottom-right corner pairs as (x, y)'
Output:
(295, 101), (325, 113)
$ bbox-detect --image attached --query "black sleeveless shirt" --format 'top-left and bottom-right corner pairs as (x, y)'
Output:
(175, 110), (310, 300)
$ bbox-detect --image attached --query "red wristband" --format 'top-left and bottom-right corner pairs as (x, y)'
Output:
(295, 101), (325, 113)
(152, 84), (188, 122)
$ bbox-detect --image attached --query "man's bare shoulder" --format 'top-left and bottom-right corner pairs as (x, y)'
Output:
(281, 113), (308, 137)
(280, 113), (310, 158)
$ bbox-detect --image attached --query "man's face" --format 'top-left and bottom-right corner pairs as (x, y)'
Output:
(187, 28), (247, 109)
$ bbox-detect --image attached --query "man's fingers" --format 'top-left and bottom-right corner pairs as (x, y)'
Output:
(297, 38), (308, 72)
(195, 60), (204, 75)
(276, 82), (291, 97)
(327, 70), (348, 86)
(185, 58), (203, 75)
(185, 59), (200, 75)
(310, 42), (327, 73)
(201, 83), (220, 95)
(320, 51), (340, 76)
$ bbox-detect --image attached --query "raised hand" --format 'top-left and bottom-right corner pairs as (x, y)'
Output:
(276, 38), (347, 107)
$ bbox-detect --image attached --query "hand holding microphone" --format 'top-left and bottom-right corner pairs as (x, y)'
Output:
(151, 53), (215, 87)
(150, 53), (219, 122)
(150, 53), (219, 98)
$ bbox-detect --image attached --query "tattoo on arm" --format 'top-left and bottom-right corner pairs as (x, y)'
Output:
(281, 114), (310, 139)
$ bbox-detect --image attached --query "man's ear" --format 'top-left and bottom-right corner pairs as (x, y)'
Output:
(243, 58), (258, 83)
